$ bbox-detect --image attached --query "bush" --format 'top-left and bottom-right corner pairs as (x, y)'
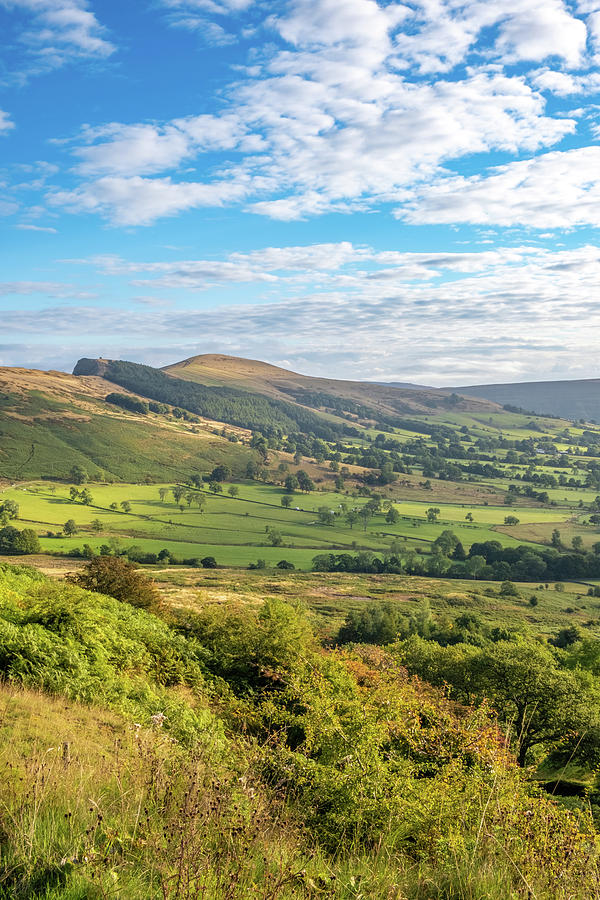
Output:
(200, 556), (217, 569)
(67, 556), (161, 611)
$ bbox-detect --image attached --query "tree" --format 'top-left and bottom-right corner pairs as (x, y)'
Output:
(297, 471), (315, 493)
(201, 556), (217, 568)
(158, 487), (169, 503)
(473, 642), (593, 766)
(284, 474), (299, 493)
(91, 518), (103, 532)
(500, 581), (519, 596)
(572, 536), (584, 552)
(211, 464), (231, 482)
(64, 519), (77, 536)
(0, 526), (40, 554)
(185, 491), (195, 507)
(69, 487), (80, 502)
(426, 507), (440, 523)
(359, 507), (372, 532)
(172, 485), (185, 505)
(209, 481), (223, 494)
(465, 554), (486, 579)
(267, 527), (283, 547)
(228, 485), (239, 498)
(276, 559), (295, 569)
(317, 507), (335, 526)
(385, 507), (400, 524)
(120, 501), (131, 514)
(194, 494), (206, 513)
(504, 515), (520, 526)
(80, 488), (93, 506)
(432, 530), (459, 557)
(281, 495), (292, 508)
(67, 555), (160, 611)
(0, 500), (19, 523)
(69, 464), (88, 485)
(345, 509), (359, 530)
(465, 512), (474, 522)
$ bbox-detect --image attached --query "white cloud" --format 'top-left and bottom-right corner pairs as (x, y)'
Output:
(1, 0), (115, 72)
(0, 280), (95, 298)
(40, 0), (600, 226)
(398, 147), (600, 228)
(15, 223), (57, 232)
(0, 110), (15, 133)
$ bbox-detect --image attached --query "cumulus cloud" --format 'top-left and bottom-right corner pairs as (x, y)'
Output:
(40, 0), (600, 225)
(397, 147), (600, 228)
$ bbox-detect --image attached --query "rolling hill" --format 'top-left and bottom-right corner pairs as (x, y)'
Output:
(164, 353), (499, 418)
(0, 366), (253, 481)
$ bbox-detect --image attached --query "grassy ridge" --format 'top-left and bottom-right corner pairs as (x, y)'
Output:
(0, 389), (254, 481)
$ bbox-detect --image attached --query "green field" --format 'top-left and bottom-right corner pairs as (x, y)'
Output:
(2, 478), (595, 571)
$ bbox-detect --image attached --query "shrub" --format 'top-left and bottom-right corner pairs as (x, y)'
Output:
(67, 556), (161, 611)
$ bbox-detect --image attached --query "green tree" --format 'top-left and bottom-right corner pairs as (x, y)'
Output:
(69, 464), (88, 485)
(297, 471), (315, 493)
(266, 527), (283, 547)
(345, 509), (359, 530)
(120, 501), (131, 514)
(80, 488), (93, 506)
(474, 642), (593, 766)
(281, 495), (292, 508)
(426, 507), (440, 523)
(64, 519), (77, 536)
(504, 515), (520, 526)
(91, 518), (103, 532)
(284, 473), (299, 493)
(228, 485), (239, 498)
(317, 507), (335, 526)
(0, 500), (19, 524)
(385, 507), (400, 524)
(359, 507), (372, 532)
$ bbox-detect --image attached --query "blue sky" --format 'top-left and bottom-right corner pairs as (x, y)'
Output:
(2, 0), (600, 385)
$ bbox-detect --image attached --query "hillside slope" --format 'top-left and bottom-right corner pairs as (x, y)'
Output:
(165, 353), (501, 417)
(0, 367), (252, 481)
(451, 378), (600, 421)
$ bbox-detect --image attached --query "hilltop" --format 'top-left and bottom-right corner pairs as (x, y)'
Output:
(165, 352), (500, 417)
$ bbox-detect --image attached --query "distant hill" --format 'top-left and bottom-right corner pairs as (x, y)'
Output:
(164, 354), (498, 418)
(450, 379), (600, 422)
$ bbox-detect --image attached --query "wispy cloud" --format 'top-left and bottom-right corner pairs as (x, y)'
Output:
(10, 240), (600, 383)
(15, 223), (57, 233)
(1, 0), (115, 77)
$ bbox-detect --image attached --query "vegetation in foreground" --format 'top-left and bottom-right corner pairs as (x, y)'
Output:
(1, 561), (600, 898)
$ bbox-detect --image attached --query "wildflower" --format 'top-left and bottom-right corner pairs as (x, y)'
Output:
(150, 712), (166, 727)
